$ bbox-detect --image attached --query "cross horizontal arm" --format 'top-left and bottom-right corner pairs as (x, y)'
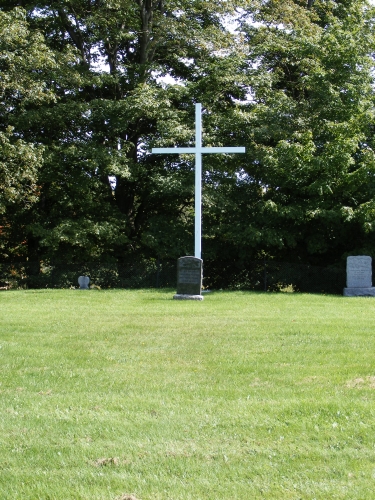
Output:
(201, 147), (246, 154)
(152, 147), (246, 154)
(152, 148), (196, 154)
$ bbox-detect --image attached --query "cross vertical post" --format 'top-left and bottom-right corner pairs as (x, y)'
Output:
(195, 103), (202, 259)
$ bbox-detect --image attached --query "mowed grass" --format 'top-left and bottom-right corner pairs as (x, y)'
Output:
(1, 289), (375, 500)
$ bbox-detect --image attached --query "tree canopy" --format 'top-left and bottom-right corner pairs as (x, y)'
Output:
(1, 0), (375, 281)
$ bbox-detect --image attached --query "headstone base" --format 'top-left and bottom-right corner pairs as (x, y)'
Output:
(343, 287), (375, 297)
(173, 294), (204, 301)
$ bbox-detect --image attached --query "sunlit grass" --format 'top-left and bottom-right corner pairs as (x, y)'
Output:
(1, 289), (375, 499)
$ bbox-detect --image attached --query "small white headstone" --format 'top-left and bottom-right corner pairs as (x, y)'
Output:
(78, 275), (90, 290)
(344, 256), (375, 296)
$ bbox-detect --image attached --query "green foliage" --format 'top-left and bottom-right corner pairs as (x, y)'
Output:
(0, 0), (244, 264)
(0, 8), (55, 215)
(1, 0), (375, 271)
(0, 128), (42, 214)
(208, 0), (375, 266)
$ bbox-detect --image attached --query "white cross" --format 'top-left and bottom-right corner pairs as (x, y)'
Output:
(152, 103), (245, 259)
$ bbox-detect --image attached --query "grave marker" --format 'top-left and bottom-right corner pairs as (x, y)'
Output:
(174, 256), (203, 300)
(78, 275), (90, 290)
(343, 256), (375, 296)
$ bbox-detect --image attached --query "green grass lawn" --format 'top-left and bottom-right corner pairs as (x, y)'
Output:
(1, 289), (375, 499)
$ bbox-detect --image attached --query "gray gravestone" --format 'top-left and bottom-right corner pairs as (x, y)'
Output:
(78, 275), (90, 290)
(173, 256), (203, 300)
(343, 256), (375, 296)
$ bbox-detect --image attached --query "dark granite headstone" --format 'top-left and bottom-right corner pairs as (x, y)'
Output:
(174, 256), (203, 300)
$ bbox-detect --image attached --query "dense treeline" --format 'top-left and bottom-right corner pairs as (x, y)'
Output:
(1, 0), (375, 279)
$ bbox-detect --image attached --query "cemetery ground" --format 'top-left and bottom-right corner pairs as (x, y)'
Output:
(1, 290), (375, 500)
